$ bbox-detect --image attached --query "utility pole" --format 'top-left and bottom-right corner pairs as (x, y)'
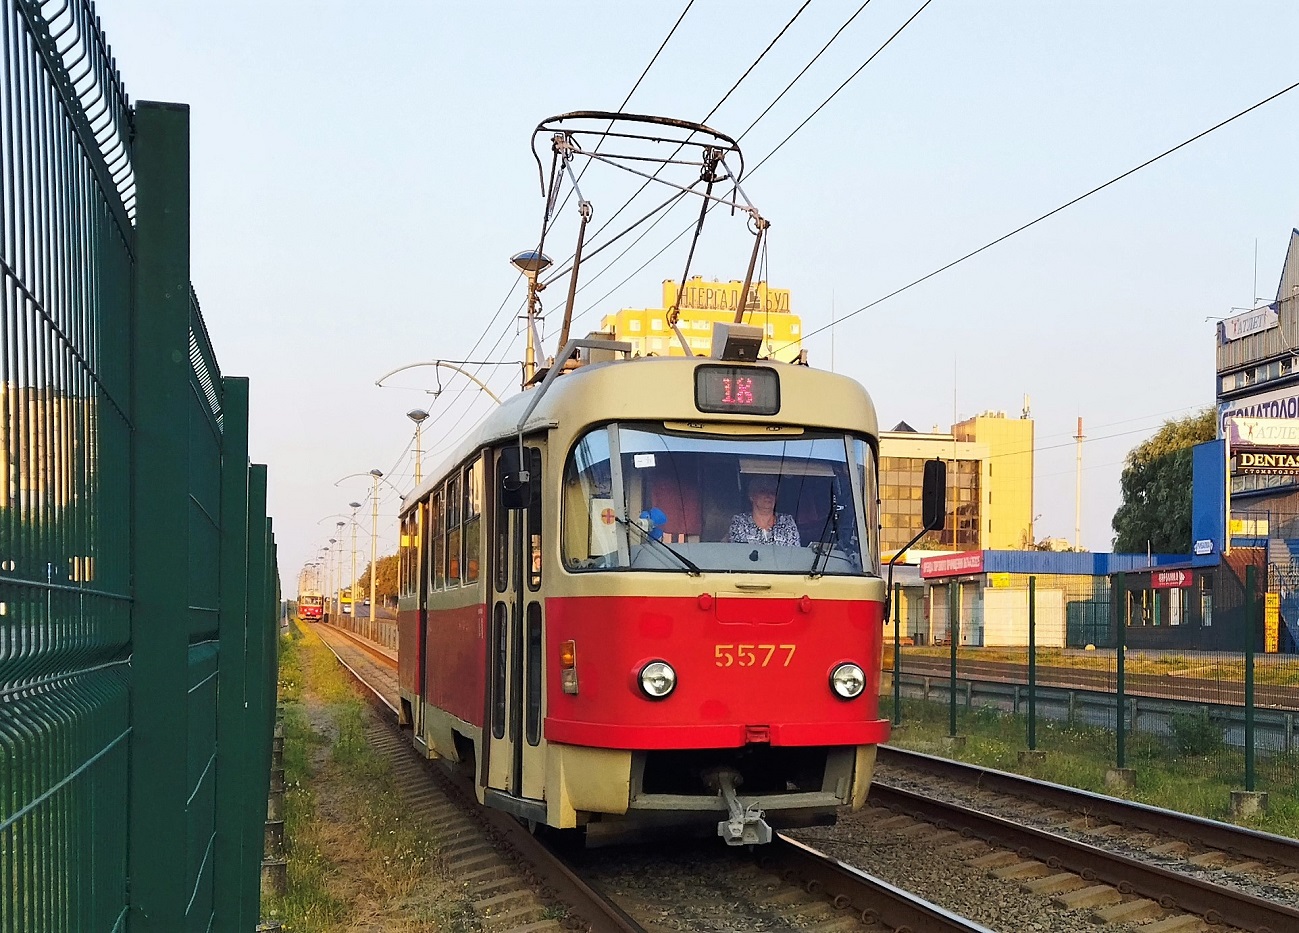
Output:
(335, 523), (345, 617)
(1074, 416), (1085, 551)
(349, 501), (360, 620)
(369, 470), (382, 638)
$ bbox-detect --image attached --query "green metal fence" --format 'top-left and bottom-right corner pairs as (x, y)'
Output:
(1, 3), (278, 931)
(886, 558), (1299, 825)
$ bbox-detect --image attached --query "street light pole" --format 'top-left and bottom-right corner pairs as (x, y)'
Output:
(349, 501), (361, 627)
(408, 409), (429, 486)
(335, 522), (345, 618)
(327, 537), (337, 623)
(511, 250), (553, 387)
(369, 469), (382, 639)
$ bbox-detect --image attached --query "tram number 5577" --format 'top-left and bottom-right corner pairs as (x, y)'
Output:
(714, 644), (796, 668)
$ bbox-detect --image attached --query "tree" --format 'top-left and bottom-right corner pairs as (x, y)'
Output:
(1111, 408), (1217, 553)
(357, 553), (400, 602)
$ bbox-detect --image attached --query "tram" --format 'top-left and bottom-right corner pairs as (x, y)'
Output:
(392, 112), (944, 844)
(299, 592), (325, 622)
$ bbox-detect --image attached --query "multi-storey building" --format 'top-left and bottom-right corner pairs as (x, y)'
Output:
(600, 277), (803, 362)
(880, 411), (1034, 555)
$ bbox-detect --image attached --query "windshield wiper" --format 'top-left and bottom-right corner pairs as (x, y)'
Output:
(809, 486), (840, 579)
(616, 516), (702, 576)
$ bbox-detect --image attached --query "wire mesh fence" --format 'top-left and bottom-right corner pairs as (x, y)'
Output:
(884, 556), (1298, 828)
(1, 4), (278, 931)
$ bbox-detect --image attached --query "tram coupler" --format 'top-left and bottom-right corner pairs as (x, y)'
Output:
(704, 767), (773, 846)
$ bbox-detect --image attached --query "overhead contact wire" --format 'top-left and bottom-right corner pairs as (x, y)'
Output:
(787, 75), (1299, 352)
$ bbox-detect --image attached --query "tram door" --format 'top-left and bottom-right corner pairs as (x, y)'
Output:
(486, 444), (545, 802)
(413, 499), (429, 738)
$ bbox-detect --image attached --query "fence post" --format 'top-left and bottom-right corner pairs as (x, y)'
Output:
(128, 100), (192, 932)
(240, 466), (271, 921)
(1245, 564), (1257, 792)
(1028, 576), (1037, 751)
(892, 583), (902, 726)
(1116, 572), (1127, 771)
(949, 582), (959, 738)
(213, 378), (251, 931)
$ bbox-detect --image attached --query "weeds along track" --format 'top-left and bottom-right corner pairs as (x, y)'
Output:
(311, 623), (995, 933)
(874, 746), (1299, 932)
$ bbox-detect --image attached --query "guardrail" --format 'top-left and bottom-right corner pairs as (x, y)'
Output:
(889, 672), (1299, 756)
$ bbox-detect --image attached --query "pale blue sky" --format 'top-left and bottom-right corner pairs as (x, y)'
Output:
(103, 2), (1299, 582)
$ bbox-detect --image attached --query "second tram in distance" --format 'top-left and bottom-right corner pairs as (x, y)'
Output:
(393, 334), (937, 844)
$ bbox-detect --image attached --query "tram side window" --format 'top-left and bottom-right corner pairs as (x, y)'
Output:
(494, 452), (510, 593)
(526, 448), (542, 590)
(399, 511), (418, 597)
(430, 489), (444, 590)
(464, 460), (482, 583)
(446, 472), (462, 585)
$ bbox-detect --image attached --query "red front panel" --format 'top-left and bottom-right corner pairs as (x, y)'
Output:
(424, 602), (486, 726)
(544, 594), (888, 749)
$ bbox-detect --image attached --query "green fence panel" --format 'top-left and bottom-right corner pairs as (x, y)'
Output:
(1, 1), (136, 930)
(2, 5), (278, 931)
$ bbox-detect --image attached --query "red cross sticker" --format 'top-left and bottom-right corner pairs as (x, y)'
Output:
(601, 508), (616, 525)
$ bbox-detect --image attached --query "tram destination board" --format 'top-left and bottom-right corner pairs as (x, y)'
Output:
(695, 365), (780, 415)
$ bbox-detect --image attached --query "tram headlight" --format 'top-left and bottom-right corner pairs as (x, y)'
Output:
(638, 660), (676, 699)
(830, 662), (866, 699)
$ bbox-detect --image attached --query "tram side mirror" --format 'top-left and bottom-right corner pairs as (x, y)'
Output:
(921, 459), (947, 532)
(499, 447), (532, 510)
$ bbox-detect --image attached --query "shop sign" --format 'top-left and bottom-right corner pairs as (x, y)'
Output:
(1227, 417), (1299, 447)
(1266, 593), (1280, 653)
(920, 550), (984, 579)
(1229, 516), (1270, 536)
(988, 572), (1012, 588)
(1151, 569), (1193, 589)
(1193, 539), (1214, 556)
(1220, 305), (1278, 343)
(1234, 448), (1299, 475)
(1220, 387), (1299, 435)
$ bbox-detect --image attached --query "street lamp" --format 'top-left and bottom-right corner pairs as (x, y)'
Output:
(348, 501), (361, 625)
(408, 409), (429, 486)
(336, 470), (403, 640)
(511, 249), (552, 386)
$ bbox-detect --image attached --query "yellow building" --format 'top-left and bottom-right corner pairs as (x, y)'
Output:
(599, 277), (803, 362)
(879, 410), (1035, 555)
(954, 411), (1034, 550)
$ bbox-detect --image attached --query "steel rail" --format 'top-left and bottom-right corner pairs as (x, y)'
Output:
(869, 781), (1299, 933)
(310, 623), (646, 932)
(879, 745), (1299, 870)
(767, 835), (997, 933)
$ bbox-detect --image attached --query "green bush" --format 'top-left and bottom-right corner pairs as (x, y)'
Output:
(1168, 710), (1223, 757)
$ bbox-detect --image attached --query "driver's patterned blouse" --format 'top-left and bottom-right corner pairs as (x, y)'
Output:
(726, 512), (801, 547)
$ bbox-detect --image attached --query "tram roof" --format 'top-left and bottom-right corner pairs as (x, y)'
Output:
(402, 356), (878, 511)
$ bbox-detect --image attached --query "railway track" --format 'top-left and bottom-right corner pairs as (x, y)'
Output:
(874, 745), (1299, 932)
(309, 622), (995, 932)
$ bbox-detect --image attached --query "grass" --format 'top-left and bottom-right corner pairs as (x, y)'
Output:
(882, 696), (1299, 839)
(262, 619), (460, 932)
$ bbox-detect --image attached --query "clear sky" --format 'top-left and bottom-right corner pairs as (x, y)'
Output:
(101, 1), (1299, 587)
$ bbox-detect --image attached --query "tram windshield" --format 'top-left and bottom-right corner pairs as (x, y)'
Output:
(562, 423), (879, 576)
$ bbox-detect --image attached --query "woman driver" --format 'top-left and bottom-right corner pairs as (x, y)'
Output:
(726, 474), (800, 546)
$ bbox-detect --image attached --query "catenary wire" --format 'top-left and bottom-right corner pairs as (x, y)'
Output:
(784, 76), (1299, 353)
(541, 1), (815, 290)
(434, 0), (696, 440)
(568, 1), (931, 326)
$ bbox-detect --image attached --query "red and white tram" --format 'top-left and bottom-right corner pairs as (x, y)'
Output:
(394, 343), (943, 844)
